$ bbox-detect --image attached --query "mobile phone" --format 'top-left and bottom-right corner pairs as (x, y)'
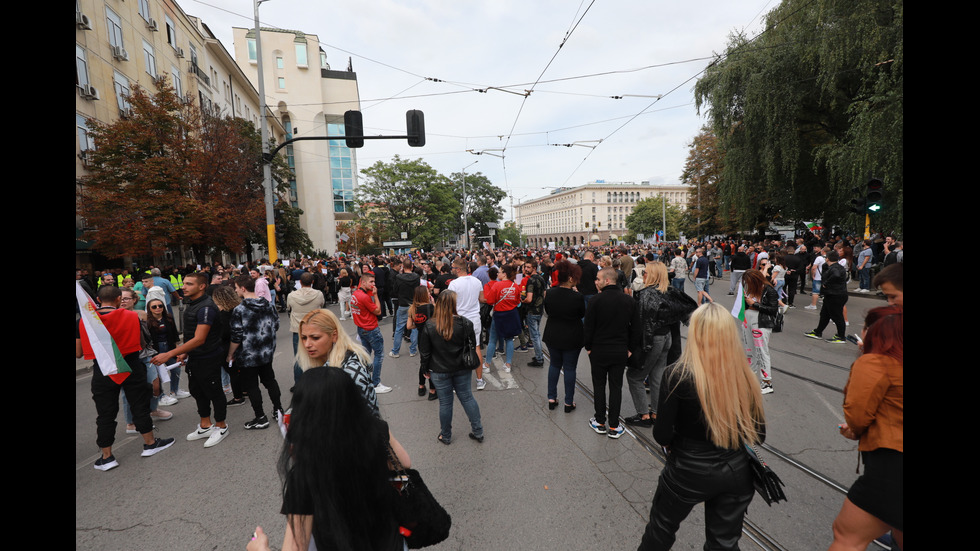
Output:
(846, 334), (862, 346)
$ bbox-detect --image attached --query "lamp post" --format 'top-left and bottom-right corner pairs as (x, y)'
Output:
(461, 160), (478, 250)
(253, 0), (276, 262)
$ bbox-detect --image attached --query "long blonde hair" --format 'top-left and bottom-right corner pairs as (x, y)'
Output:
(297, 309), (370, 370)
(643, 261), (670, 293)
(674, 303), (765, 448)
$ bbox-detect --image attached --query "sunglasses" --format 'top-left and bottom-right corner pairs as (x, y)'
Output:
(150, 305), (165, 310)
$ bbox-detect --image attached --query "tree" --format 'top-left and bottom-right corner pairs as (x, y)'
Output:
(446, 171), (507, 246)
(79, 79), (310, 260)
(681, 128), (736, 237)
(496, 221), (524, 248)
(357, 156), (458, 250)
(694, 0), (903, 233)
(625, 198), (687, 242)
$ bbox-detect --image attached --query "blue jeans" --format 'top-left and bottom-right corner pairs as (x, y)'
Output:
(547, 345), (580, 405)
(123, 357), (160, 423)
(391, 306), (417, 355)
(357, 326), (385, 386)
(292, 332), (303, 384)
(671, 277), (685, 292)
(431, 370), (483, 442)
(859, 267), (871, 290)
(487, 318), (505, 356)
(526, 313), (543, 361)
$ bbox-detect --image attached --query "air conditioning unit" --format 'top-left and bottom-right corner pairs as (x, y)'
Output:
(76, 12), (92, 30)
(175, 47), (185, 58)
(146, 18), (159, 31)
(80, 84), (101, 100)
(111, 46), (129, 61)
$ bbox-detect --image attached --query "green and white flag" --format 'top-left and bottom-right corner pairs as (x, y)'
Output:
(76, 281), (132, 384)
(730, 280), (747, 328)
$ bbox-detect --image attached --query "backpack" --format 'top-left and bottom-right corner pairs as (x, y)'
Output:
(631, 266), (646, 292)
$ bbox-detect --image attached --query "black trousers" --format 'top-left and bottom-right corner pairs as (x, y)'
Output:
(815, 294), (848, 339)
(589, 355), (626, 428)
(241, 362), (283, 418)
(187, 354), (227, 423)
(92, 353), (152, 449)
(639, 442), (754, 551)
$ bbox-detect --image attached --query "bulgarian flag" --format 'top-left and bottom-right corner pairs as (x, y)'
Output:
(503, 239), (513, 247)
(730, 280), (747, 329)
(805, 221), (823, 233)
(76, 282), (132, 384)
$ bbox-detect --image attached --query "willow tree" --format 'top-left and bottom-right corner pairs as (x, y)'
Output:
(694, 0), (903, 233)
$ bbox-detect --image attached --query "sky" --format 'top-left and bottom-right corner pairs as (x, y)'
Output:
(183, 0), (776, 220)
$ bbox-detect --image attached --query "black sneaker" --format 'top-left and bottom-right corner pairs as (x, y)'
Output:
(623, 414), (654, 428)
(272, 409), (285, 421)
(94, 455), (119, 471)
(527, 358), (544, 367)
(244, 415), (270, 430)
(227, 397), (246, 407)
(141, 437), (175, 457)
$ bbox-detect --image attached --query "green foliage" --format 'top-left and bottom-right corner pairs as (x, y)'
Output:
(358, 156), (508, 250)
(694, 0), (903, 233)
(681, 128), (737, 236)
(497, 221), (524, 248)
(625, 198), (687, 241)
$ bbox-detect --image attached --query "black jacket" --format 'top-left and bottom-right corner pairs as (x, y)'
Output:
(393, 271), (421, 307)
(635, 286), (697, 350)
(750, 286), (780, 329)
(419, 316), (477, 374)
(583, 285), (640, 361)
(821, 262), (848, 296)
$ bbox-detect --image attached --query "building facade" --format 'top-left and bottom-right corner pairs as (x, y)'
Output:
(75, 0), (286, 268)
(515, 180), (691, 248)
(232, 27), (362, 255)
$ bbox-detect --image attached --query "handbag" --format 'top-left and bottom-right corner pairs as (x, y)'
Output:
(772, 311), (784, 333)
(387, 444), (452, 548)
(460, 318), (480, 371)
(744, 444), (787, 506)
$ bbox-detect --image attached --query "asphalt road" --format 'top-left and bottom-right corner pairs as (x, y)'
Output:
(76, 280), (889, 551)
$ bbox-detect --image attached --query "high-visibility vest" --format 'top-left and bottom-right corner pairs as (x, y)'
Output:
(170, 274), (183, 290)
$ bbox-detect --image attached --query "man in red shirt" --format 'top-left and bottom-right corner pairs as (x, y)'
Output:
(350, 272), (391, 393)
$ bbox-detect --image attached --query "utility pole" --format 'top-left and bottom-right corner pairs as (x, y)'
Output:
(253, 0), (277, 263)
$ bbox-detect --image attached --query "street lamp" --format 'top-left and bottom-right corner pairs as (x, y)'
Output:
(254, 0), (276, 262)
(461, 160), (478, 250)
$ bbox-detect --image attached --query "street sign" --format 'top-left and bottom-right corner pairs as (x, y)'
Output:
(383, 240), (412, 247)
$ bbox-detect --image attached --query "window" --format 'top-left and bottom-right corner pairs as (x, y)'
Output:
(165, 15), (177, 47)
(189, 45), (198, 68)
(171, 66), (182, 97)
(276, 56), (284, 69)
(138, 0), (151, 21)
(77, 114), (95, 153)
(277, 77), (285, 89)
(320, 51), (328, 69)
(76, 45), (89, 88)
(295, 42), (308, 67)
(142, 40), (156, 77)
(247, 39), (257, 62)
(328, 122), (356, 213)
(106, 7), (123, 49)
(113, 71), (131, 112)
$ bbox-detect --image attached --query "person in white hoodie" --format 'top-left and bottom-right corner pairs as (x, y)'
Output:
(287, 272), (325, 387)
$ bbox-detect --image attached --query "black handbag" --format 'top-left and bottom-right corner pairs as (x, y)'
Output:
(461, 318), (480, 371)
(388, 446), (452, 548)
(744, 444), (787, 506)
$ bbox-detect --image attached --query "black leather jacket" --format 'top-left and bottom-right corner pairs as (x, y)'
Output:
(635, 286), (697, 351)
(419, 316), (477, 374)
(751, 286), (780, 329)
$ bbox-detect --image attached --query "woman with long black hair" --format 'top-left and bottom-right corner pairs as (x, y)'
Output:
(247, 367), (410, 551)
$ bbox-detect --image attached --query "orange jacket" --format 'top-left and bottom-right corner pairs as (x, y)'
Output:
(843, 354), (903, 453)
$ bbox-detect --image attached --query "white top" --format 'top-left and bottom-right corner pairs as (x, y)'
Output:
(448, 275), (483, 323)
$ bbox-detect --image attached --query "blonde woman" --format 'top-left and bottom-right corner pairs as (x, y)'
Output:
(638, 302), (765, 551)
(625, 261), (696, 428)
(296, 309), (378, 416)
(337, 268), (352, 320)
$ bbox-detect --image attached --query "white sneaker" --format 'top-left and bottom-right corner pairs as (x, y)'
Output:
(374, 384), (393, 394)
(504, 364), (512, 373)
(158, 394), (178, 406)
(804, 305), (817, 310)
(476, 379), (486, 391)
(204, 426), (229, 448)
(175, 389), (192, 399)
(388, 351), (400, 358)
(187, 425), (214, 441)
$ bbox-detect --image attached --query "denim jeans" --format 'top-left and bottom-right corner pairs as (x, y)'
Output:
(292, 332), (303, 384)
(430, 370), (483, 442)
(123, 357), (160, 423)
(547, 345), (580, 404)
(391, 306), (417, 355)
(357, 326), (385, 386)
(695, 278), (710, 304)
(526, 313), (543, 361)
(859, 267), (871, 290)
(671, 277), (685, 293)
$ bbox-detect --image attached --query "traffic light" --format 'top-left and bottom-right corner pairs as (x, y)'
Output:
(344, 110), (364, 148)
(406, 110), (425, 147)
(865, 178), (883, 213)
(849, 186), (866, 214)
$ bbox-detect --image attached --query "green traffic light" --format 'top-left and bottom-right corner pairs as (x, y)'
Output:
(868, 203), (882, 213)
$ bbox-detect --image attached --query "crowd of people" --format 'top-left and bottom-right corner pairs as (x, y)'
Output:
(78, 230), (902, 550)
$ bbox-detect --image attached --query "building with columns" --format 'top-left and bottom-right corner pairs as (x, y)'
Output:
(515, 180), (691, 248)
